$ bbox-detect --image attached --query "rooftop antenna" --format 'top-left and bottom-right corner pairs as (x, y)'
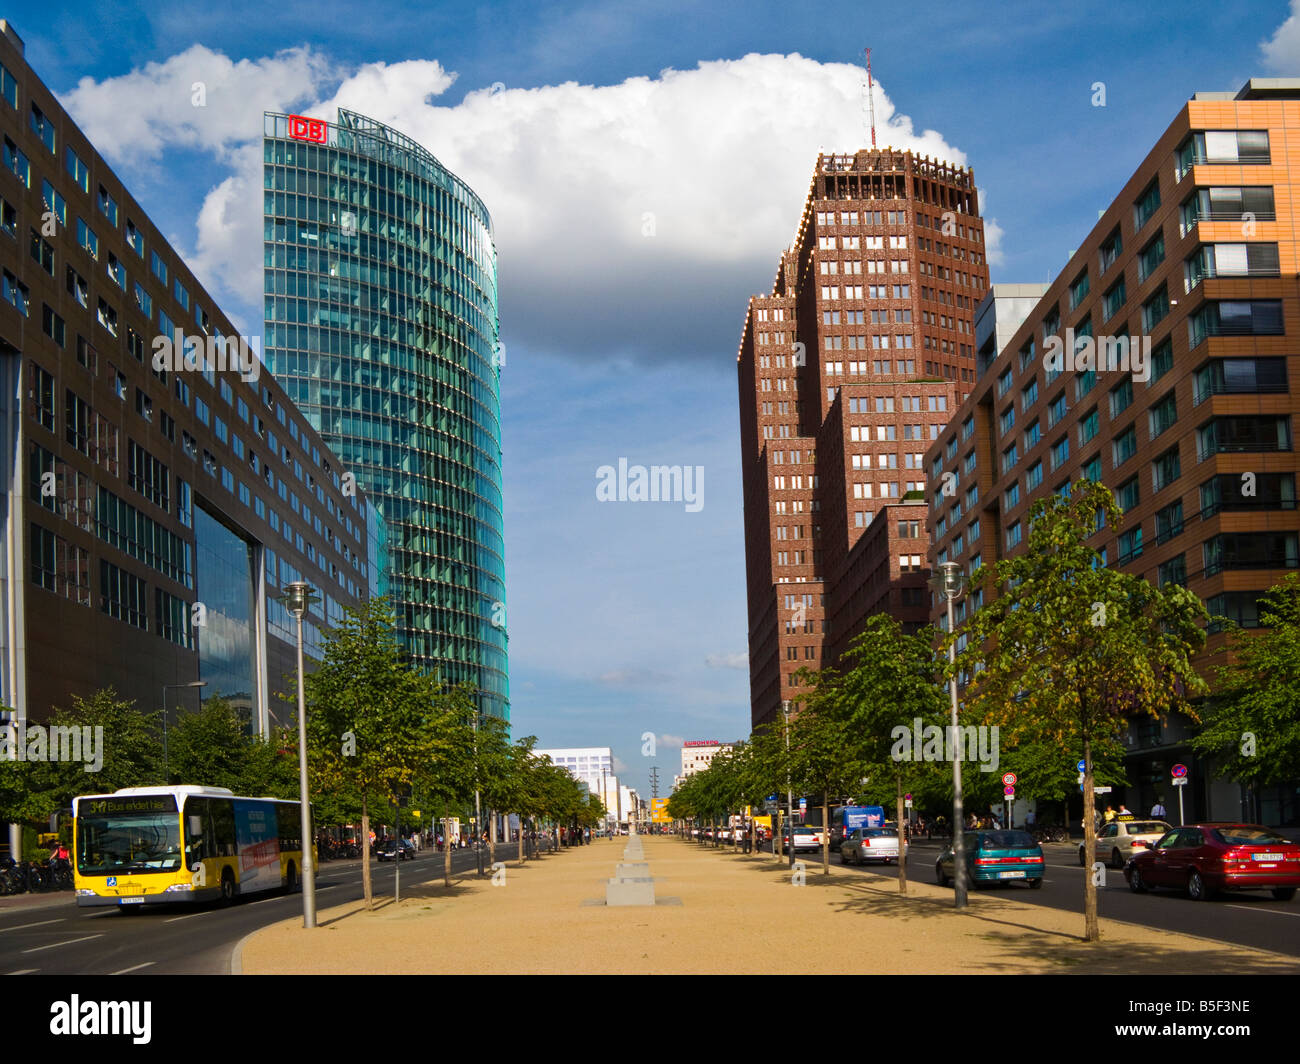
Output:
(864, 47), (877, 149)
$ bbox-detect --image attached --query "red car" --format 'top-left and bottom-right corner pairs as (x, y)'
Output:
(1125, 823), (1300, 901)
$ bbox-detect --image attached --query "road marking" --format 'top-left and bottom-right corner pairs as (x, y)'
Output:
(7, 969), (38, 975)
(162, 911), (213, 923)
(1224, 904), (1300, 918)
(0, 918), (65, 933)
(109, 962), (155, 975)
(21, 934), (102, 954)
(247, 896), (282, 905)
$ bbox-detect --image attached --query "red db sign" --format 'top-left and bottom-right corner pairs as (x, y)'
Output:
(288, 115), (327, 143)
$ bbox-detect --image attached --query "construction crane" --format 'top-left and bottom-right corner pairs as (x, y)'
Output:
(864, 47), (877, 149)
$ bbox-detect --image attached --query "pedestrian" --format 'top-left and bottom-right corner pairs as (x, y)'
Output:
(1117, 802), (1132, 816)
(1103, 804), (1116, 824)
(1026, 808), (1036, 831)
(1151, 797), (1167, 818)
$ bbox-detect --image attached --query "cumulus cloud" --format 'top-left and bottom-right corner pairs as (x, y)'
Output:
(1262, 1), (1300, 70)
(62, 49), (979, 364)
(597, 668), (672, 687)
(704, 652), (748, 670)
(657, 733), (686, 749)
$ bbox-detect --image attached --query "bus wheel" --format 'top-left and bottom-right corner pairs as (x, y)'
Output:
(284, 863), (297, 894)
(220, 869), (236, 906)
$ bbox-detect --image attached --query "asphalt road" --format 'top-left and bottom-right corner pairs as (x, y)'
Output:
(0, 841), (556, 975)
(728, 835), (1299, 958)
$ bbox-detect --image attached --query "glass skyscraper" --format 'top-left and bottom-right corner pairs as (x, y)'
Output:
(262, 109), (508, 721)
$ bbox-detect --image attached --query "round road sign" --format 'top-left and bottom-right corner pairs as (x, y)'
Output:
(1002, 772), (1017, 786)
(1076, 759), (1087, 772)
(1171, 764), (1188, 778)
(1004, 786), (1015, 797)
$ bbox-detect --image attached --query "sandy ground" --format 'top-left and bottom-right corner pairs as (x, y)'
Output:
(239, 836), (1296, 974)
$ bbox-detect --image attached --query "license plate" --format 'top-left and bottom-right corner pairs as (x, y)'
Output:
(1253, 853), (1284, 861)
(118, 897), (144, 905)
(998, 870), (1026, 879)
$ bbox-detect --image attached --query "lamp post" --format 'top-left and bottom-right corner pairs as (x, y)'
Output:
(161, 681), (207, 781)
(782, 700), (794, 870)
(281, 581), (318, 929)
(931, 561), (968, 909)
(471, 710), (483, 876)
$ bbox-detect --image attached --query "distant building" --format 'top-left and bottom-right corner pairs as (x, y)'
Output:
(679, 740), (734, 779)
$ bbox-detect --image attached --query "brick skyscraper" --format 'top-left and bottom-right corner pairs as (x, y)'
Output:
(738, 149), (992, 730)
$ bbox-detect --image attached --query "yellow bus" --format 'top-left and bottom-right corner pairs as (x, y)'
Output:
(73, 785), (305, 908)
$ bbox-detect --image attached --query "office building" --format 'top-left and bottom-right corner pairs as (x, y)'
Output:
(0, 22), (384, 735)
(738, 149), (991, 729)
(262, 109), (508, 721)
(928, 80), (1300, 825)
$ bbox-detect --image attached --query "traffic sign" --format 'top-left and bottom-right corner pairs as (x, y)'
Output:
(1172, 777), (1188, 787)
(1171, 764), (1188, 778)
(1002, 772), (1017, 786)
(1093, 786), (1112, 794)
(904, 798), (913, 809)
(1004, 786), (1015, 797)
(1077, 759), (1087, 772)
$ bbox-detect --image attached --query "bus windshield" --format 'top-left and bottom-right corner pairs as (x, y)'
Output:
(77, 811), (183, 875)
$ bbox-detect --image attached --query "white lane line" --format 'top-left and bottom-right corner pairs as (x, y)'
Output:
(246, 896), (282, 905)
(7, 968), (38, 975)
(0, 918), (65, 933)
(21, 934), (102, 954)
(109, 962), (155, 975)
(1224, 904), (1300, 918)
(162, 910), (212, 923)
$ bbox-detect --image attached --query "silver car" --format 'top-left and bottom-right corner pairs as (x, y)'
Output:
(839, 827), (902, 865)
(1079, 818), (1172, 869)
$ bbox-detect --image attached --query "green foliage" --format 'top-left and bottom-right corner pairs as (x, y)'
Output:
(1192, 573), (1300, 788)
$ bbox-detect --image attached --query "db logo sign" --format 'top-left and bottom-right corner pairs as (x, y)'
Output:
(287, 115), (327, 143)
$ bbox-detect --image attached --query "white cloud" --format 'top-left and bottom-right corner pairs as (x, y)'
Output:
(704, 652), (748, 670)
(62, 49), (976, 362)
(657, 733), (685, 749)
(1262, 1), (1300, 70)
(612, 756), (629, 774)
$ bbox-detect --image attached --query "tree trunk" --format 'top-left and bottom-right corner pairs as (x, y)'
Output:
(488, 809), (497, 868)
(1082, 733), (1099, 942)
(896, 772), (908, 895)
(821, 796), (829, 875)
(517, 816), (525, 867)
(361, 799), (373, 910)
(775, 809), (783, 862)
(442, 810), (452, 889)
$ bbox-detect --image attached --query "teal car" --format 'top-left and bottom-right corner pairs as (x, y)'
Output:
(935, 830), (1045, 889)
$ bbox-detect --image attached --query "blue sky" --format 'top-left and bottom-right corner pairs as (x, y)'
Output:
(15, 0), (1300, 794)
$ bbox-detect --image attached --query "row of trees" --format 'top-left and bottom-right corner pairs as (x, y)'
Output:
(0, 598), (605, 908)
(669, 481), (1300, 942)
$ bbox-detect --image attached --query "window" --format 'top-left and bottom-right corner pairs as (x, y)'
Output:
(1069, 270), (1090, 310)
(66, 147), (89, 194)
(29, 363), (55, 431)
(1117, 526), (1143, 563)
(1177, 130), (1270, 175)
(29, 229), (53, 274)
(1116, 476), (1139, 512)
(1082, 454), (1102, 483)
(30, 104), (56, 155)
(1102, 279), (1126, 321)
(106, 252), (124, 289)
(1133, 178), (1161, 231)
(1152, 446), (1182, 491)
(1149, 391), (1177, 438)
(1006, 521), (1022, 549)
(1203, 532), (1299, 576)
(1004, 482), (1021, 509)
(41, 304), (64, 347)
(999, 406), (1015, 436)
(1138, 233), (1165, 282)
(1194, 357), (1287, 404)
(3, 136), (30, 187)
(1021, 378), (1038, 410)
(98, 185), (118, 226)
(1154, 500), (1184, 544)
(1026, 460), (1043, 492)
(1112, 425), (1137, 466)
(1, 269), (29, 316)
(133, 281), (152, 319)
(1001, 443), (1019, 474)
(1158, 555), (1187, 588)
(1149, 338), (1173, 383)
(997, 368), (1013, 397)
(1078, 408), (1099, 446)
(40, 180), (66, 228)
(150, 249), (168, 285)
(1050, 435), (1069, 471)
(1185, 243), (1279, 291)
(1099, 228), (1123, 273)
(1189, 300), (1283, 346)
(1047, 392), (1067, 429)
(1109, 378), (1133, 419)
(95, 298), (117, 336)
(0, 61), (16, 109)
(1181, 187), (1275, 234)
(1141, 285), (1169, 332)
(125, 219), (143, 256)
(1197, 416), (1292, 459)
(1199, 472), (1295, 516)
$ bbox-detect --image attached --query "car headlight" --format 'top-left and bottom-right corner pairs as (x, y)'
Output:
(76, 889), (95, 897)
(163, 882), (194, 892)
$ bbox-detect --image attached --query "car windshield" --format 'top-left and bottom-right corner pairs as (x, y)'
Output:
(863, 829), (893, 837)
(76, 812), (183, 875)
(1212, 827), (1291, 846)
(979, 831), (1037, 850)
(1126, 822), (1168, 835)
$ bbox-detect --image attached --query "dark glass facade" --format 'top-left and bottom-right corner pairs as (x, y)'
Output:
(262, 110), (508, 720)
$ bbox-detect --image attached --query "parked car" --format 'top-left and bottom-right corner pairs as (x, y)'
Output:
(375, 839), (414, 861)
(1124, 824), (1300, 901)
(1079, 817), (1171, 869)
(782, 826), (824, 853)
(935, 830), (1044, 889)
(839, 827), (902, 865)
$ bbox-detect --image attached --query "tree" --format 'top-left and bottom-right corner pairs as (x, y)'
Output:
(167, 696), (262, 793)
(0, 688), (162, 824)
(807, 615), (947, 892)
(302, 597), (447, 909)
(956, 480), (1208, 941)
(1192, 574), (1300, 809)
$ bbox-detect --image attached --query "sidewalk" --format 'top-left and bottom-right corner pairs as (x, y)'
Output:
(238, 836), (1295, 974)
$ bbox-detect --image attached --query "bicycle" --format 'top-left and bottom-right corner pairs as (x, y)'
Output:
(0, 857), (23, 895)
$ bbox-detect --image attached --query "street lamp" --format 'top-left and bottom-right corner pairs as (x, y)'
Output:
(281, 580), (318, 929)
(930, 561), (969, 910)
(161, 681), (207, 781)
(782, 700), (795, 870)
(471, 710), (484, 876)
